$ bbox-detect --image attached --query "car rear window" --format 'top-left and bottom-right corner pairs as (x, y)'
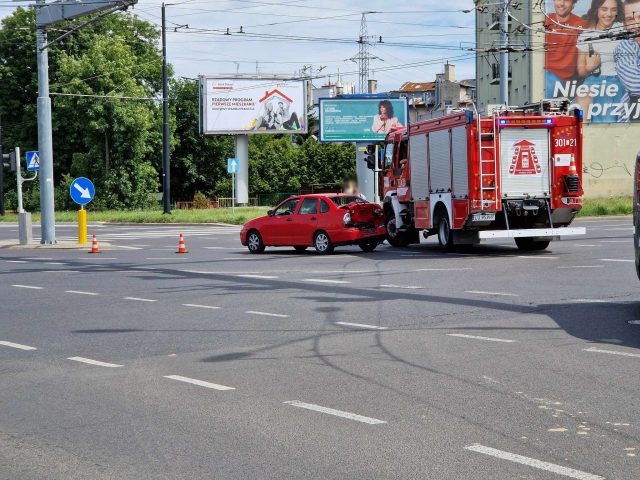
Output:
(329, 196), (365, 207)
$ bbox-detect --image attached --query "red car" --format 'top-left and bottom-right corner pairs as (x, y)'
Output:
(240, 194), (386, 254)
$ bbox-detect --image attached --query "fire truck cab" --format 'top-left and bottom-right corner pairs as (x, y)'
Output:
(380, 99), (586, 251)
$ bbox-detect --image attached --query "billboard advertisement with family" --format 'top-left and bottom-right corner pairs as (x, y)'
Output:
(318, 98), (409, 142)
(199, 77), (307, 135)
(544, 0), (640, 123)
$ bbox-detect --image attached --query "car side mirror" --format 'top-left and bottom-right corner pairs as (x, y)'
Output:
(267, 209), (274, 216)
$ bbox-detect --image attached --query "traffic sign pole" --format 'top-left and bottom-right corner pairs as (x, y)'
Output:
(78, 206), (87, 245)
(232, 172), (235, 214)
(16, 147), (23, 214)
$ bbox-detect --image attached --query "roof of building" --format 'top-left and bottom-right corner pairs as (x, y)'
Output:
(396, 82), (436, 93)
(460, 79), (476, 88)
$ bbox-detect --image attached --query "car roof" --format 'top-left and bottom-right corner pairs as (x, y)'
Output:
(290, 193), (352, 198)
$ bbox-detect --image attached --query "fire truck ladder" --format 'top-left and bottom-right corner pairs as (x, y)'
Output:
(478, 115), (499, 211)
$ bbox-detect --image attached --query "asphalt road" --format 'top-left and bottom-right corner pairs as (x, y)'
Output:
(0, 217), (638, 479)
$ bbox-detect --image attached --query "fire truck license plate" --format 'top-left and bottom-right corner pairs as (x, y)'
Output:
(472, 213), (495, 222)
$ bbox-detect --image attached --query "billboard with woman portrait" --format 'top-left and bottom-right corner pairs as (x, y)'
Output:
(544, 0), (640, 123)
(319, 97), (409, 142)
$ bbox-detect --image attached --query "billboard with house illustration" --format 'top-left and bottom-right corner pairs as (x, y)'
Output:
(318, 97), (409, 142)
(199, 77), (308, 134)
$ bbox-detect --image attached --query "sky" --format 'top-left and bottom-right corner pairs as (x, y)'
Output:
(1, 0), (478, 92)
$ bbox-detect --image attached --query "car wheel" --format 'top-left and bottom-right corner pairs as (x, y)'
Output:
(385, 216), (409, 247)
(247, 230), (265, 254)
(294, 246), (308, 252)
(515, 237), (551, 251)
(314, 231), (334, 255)
(437, 214), (454, 252)
(359, 241), (378, 252)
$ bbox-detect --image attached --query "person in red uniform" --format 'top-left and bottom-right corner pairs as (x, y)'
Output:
(545, 0), (587, 97)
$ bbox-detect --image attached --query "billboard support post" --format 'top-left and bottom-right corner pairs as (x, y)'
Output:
(235, 135), (249, 205)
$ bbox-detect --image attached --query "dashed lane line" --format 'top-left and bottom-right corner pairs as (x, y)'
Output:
(6, 260), (27, 263)
(65, 290), (100, 296)
(0, 341), (37, 351)
(599, 240), (629, 243)
(379, 284), (424, 290)
(164, 375), (235, 391)
(284, 400), (386, 425)
(246, 311), (290, 318)
(237, 274), (279, 279)
(465, 444), (604, 480)
(335, 322), (387, 330)
(182, 303), (221, 310)
(67, 357), (124, 368)
(465, 290), (519, 297)
(11, 285), (43, 290)
(575, 244), (598, 247)
(304, 278), (351, 284)
(415, 268), (472, 271)
(516, 255), (558, 259)
(123, 297), (157, 303)
(447, 333), (515, 343)
(571, 299), (615, 303)
(599, 258), (634, 263)
(45, 262), (67, 265)
(583, 346), (640, 359)
(558, 265), (604, 269)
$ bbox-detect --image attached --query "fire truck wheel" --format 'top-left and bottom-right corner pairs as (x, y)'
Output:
(385, 216), (410, 247)
(314, 231), (335, 255)
(437, 215), (454, 252)
(514, 238), (551, 251)
(359, 240), (378, 252)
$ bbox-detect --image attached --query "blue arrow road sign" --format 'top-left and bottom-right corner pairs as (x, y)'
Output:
(26, 151), (40, 172)
(69, 177), (95, 206)
(227, 158), (239, 174)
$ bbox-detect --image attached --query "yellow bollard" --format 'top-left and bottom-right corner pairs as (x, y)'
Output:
(78, 207), (87, 245)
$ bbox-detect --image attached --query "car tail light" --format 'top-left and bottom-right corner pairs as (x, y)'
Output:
(343, 212), (351, 225)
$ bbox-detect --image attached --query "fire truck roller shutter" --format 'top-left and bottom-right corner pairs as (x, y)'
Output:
(451, 125), (468, 197)
(429, 129), (452, 193)
(499, 128), (551, 198)
(409, 133), (428, 201)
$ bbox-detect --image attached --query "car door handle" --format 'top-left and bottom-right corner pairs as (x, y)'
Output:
(310, 217), (317, 220)
(286, 218), (293, 222)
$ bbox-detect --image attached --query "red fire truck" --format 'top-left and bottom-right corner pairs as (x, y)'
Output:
(379, 100), (585, 251)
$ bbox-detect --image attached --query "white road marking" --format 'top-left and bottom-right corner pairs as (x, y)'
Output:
(583, 347), (640, 358)
(335, 322), (387, 330)
(415, 268), (472, 271)
(558, 265), (604, 269)
(223, 257), (255, 261)
(123, 297), (157, 302)
(6, 260), (27, 263)
(575, 244), (597, 247)
(78, 257), (118, 260)
(379, 284), (424, 290)
(204, 246), (237, 250)
(145, 257), (181, 260)
(304, 278), (351, 284)
(465, 444), (604, 480)
(600, 258), (634, 263)
(237, 274), (279, 279)
(0, 341), (37, 351)
(571, 299), (615, 303)
(627, 320), (640, 325)
(22, 257), (53, 261)
(164, 375), (235, 391)
(465, 290), (519, 297)
(114, 245), (142, 250)
(599, 240), (628, 243)
(284, 400), (386, 425)
(67, 357), (123, 368)
(12, 285), (43, 290)
(182, 303), (220, 310)
(43, 270), (80, 273)
(447, 333), (515, 343)
(65, 290), (99, 296)
(46, 262), (66, 265)
(246, 310), (290, 318)
(516, 255), (558, 259)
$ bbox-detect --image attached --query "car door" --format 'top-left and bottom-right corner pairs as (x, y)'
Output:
(261, 198), (300, 245)
(294, 197), (319, 245)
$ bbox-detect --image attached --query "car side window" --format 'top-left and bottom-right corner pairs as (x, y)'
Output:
(320, 200), (330, 213)
(274, 199), (299, 216)
(298, 198), (318, 215)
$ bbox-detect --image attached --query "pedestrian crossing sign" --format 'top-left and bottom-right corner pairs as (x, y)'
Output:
(26, 151), (40, 172)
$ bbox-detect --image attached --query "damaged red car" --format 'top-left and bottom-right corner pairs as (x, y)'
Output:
(240, 194), (386, 254)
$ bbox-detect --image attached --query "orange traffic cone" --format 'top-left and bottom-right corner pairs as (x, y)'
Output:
(568, 156), (578, 175)
(89, 234), (100, 254)
(176, 233), (188, 254)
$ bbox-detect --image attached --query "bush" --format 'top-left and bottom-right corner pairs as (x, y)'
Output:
(192, 191), (210, 209)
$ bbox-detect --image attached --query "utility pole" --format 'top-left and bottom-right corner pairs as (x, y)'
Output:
(499, 0), (509, 105)
(358, 13), (370, 94)
(162, 3), (171, 214)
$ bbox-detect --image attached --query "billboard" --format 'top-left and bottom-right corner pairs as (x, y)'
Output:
(319, 97), (409, 142)
(544, 0), (639, 123)
(199, 77), (308, 135)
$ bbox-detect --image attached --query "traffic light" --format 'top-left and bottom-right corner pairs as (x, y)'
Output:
(2, 151), (16, 172)
(364, 144), (376, 170)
